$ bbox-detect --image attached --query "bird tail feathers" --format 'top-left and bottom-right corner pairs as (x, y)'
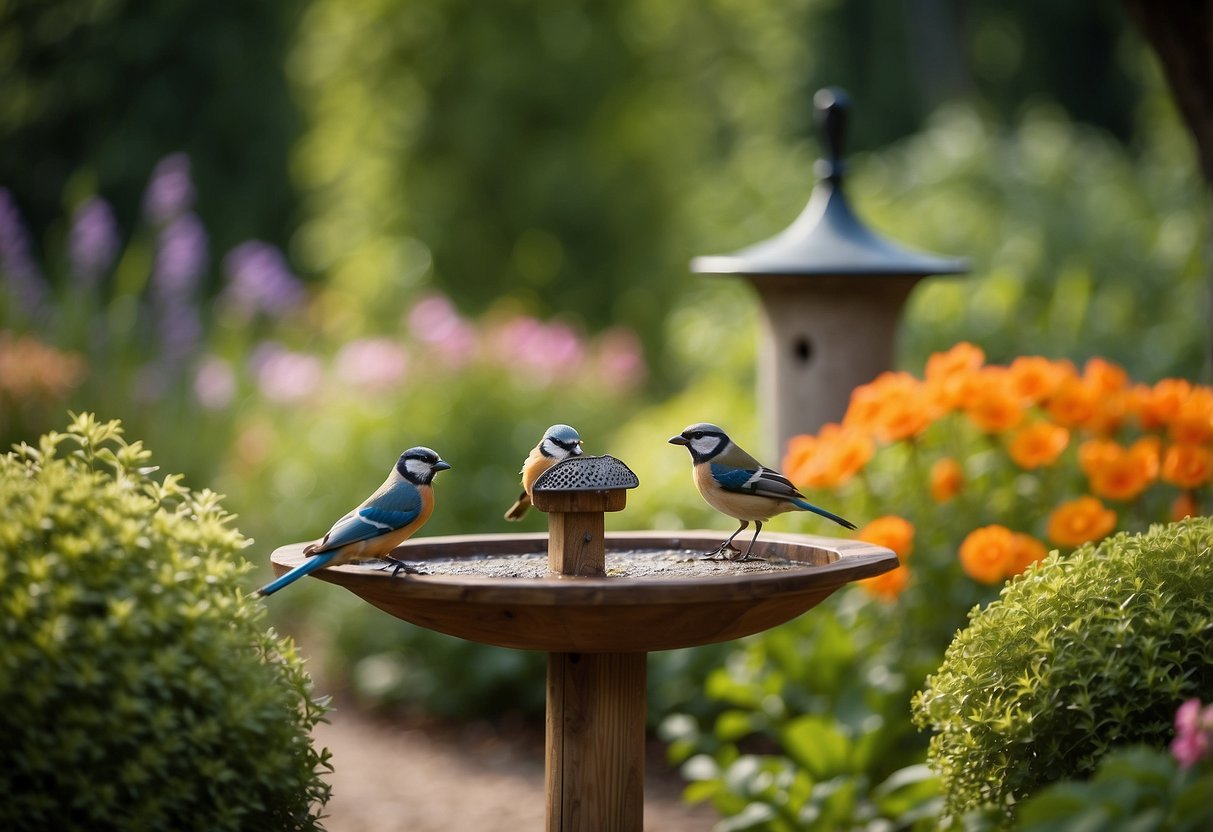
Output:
(504, 491), (531, 521)
(256, 550), (338, 596)
(791, 498), (857, 530)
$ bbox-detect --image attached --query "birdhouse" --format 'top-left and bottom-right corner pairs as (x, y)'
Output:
(691, 87), (968, 457)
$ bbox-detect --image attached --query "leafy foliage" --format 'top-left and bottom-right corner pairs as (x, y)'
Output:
(660, 592), (944, 831)
(0, 414), (331, 831)
(1006, 746), (1213, 832)
(913, 516), (1213, 824)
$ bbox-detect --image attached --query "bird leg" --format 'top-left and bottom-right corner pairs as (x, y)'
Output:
(379, 555), (428, 577)
(737, 521), (766, 563)
(703, 521), (748, 561)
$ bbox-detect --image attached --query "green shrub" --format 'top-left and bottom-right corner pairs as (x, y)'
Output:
(913, 516), (1213, 824)
(1011, 746), (1213, 832)
(0, 413), (331, 831)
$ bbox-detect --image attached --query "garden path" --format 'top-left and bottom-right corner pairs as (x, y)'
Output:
(312, 699), (718, 831)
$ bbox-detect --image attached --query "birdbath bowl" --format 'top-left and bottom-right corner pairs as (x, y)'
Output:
(269, 455), (897, 830)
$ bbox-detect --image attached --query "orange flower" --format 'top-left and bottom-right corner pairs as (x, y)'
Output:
(925, 342), (985, 411)
(1138, 378), (1193, 431)
(1080, 438), (1157, 501)
(1161, 443), (1212, 489)
(926, 342), (986, 381)
(930, 457), (964, 503)
(1008, 533), (1049, 576)
(858, 565), (909, 602)
(783, 424), (874, 489)
(1046, 496), (1117, 547)
(1078, 438), (1119, 477)
(959, 525), (1017, 584)
(1008, 421), (1070, 470)
(1046, 376), (1100, 428)
(855, 515), (915, 558)
(963, 367), (1025, 433)
(783, 434), (820, 483)
(1083, 390), (1130, 435)
(1008, 356), (1068, 404)
(1083, 357), (1129, 394)
(847, 371), (933, 442)
(1170, 388), (1213, 445)
(1171, 491), (1200, 522)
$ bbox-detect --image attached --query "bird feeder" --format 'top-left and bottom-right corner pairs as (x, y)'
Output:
(269, 455), (897, 830)
(692, 87), (968, 456)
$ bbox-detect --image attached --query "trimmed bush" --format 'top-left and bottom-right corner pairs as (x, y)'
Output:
(913, 516), (1213, 823)
(0, 414), (331, 831)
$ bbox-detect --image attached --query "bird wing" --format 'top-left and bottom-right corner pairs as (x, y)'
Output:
(312, 483), (424, 553)
(710, 463), (805, 503)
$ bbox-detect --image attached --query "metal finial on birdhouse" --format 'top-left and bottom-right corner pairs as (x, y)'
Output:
(691, 86), (968, 455)
(532, 455), (639, 577)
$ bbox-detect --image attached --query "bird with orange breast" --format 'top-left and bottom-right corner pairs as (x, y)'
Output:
(257, 446), (451, 595)
(669, 422), (855, 561)
(504, 424), (584, 521)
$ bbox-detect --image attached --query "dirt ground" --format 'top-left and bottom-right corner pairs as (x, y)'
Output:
(312, 700), (719, 831)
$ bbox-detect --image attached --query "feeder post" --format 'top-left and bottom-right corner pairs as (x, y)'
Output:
(531, 456), (643, 832)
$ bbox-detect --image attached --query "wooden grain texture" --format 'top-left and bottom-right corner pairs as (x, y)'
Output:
(532, 489), (627, 514)
(268, 531), (899, 653)
(546, 652), (646, 832)
(547, 512), (606, 577)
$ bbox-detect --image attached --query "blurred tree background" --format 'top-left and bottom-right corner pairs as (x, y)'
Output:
(1, 0), (1208, 751)
(2, 0), (1166, 350)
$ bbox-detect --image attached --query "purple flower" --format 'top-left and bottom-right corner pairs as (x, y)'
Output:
(153, 212), (208, 297)
(0, 187), (49, 318)
(249, 341), (323, 404)
(335, 338), (409, 391)
(221, 240), (306, 321)
(1171, 698), (1213, 769)
(69, 197), (120, 287)
(143, 153), (195, 225)
(151, 212), (208, 367)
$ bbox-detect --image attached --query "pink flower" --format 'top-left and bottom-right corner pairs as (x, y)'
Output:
(593, 327), (646, 391)
(194, 355), (237, 410)
(407, 293), (478, 368)
(1171, 698), (1213, 769)
(250, 342), (323, 404)
(335, 338), (408, 391)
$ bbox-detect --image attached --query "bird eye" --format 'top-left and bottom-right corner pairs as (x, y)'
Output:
(692, 431), (703, 440)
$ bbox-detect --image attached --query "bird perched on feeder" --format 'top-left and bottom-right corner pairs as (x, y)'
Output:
(504, 424), (584, 521)
(257, 447), (451, 595)
(668, 422), (855, 561)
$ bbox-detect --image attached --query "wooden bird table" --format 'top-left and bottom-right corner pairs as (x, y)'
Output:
(269, 455), (897, 831)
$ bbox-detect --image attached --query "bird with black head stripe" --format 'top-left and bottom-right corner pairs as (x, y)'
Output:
(669, 422), (855, 561)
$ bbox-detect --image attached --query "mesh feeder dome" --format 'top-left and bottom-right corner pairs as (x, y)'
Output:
(533, 454), (640, 493)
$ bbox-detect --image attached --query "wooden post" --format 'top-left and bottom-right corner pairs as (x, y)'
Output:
(545, 652), (646, 832)
(531, 457), (643, 832)
(534, 490), (625, 577)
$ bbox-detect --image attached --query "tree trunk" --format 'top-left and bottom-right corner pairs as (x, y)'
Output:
(1121, 0), (1213, 184)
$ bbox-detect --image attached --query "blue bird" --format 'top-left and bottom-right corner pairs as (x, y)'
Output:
(257, 447), (451, 596)
(669, 422), (856, 561)
(504, 424), (584, 521)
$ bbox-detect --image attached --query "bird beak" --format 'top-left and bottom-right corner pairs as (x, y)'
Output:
(434, 460), (452, 471)
(668, 435), (689, 446)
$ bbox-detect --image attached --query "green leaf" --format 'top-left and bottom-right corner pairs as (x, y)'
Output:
(780, 715), (853, 779)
